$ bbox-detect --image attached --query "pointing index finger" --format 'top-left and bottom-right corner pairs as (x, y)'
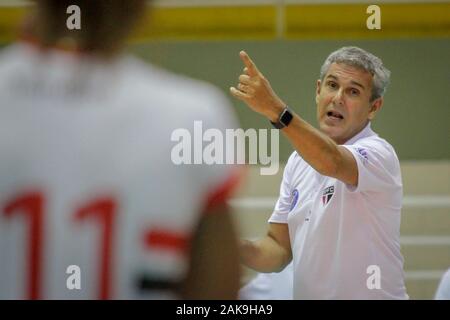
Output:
(239, 51), (259, 76)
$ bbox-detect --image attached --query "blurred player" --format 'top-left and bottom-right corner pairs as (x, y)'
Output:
(0, 0), (241, 299)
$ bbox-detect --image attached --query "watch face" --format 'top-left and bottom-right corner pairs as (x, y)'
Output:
(281, 108), (293, 126)
(270, 107), (293, 129)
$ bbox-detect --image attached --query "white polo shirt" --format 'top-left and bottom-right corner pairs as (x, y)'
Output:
(269, 123), (408, 299)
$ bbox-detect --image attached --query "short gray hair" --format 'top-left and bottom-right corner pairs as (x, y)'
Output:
(319, 46), (391, 101)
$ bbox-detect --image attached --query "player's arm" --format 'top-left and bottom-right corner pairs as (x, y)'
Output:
(230, 51), (358, 186)
(240, 222), (291, 273)
(180, 203), (240, 299)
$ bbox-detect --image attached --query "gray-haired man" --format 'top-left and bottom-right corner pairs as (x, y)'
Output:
(231, 47), (408, 299)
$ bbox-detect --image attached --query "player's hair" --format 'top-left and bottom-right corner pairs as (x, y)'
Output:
(319, 46), (391, 101)
(33, 0), (146, 55)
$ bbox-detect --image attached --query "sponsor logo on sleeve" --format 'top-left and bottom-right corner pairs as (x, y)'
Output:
(290, 189), (299, 212)
(356, 147), (369, 165)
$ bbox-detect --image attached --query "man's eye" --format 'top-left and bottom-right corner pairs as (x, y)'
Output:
(350, 89), (360, 96)
(327, 81), (337, 89)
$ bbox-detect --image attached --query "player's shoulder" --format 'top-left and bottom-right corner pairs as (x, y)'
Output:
(0, 44), (28, 75)
(118, 55), (230, 115)
(0, 43), (20, 60)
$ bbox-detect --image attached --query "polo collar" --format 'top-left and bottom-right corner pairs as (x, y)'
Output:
(344, 122), (377, 145)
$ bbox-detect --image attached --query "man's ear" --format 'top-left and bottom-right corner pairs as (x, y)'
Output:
(315, 80), (321, 105)
(368, 97), (383, 120)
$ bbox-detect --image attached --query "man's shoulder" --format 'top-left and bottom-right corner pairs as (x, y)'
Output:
(353, 133), (398, 160)
(349, 133), (402, 179)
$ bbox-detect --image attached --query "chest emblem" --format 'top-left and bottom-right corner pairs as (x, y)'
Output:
(322, 186), (335, 206)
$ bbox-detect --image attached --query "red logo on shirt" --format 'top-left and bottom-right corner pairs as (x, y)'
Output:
(322, 186), (335, 205)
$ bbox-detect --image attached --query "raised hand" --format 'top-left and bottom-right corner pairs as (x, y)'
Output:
(230, 51), (286, 122)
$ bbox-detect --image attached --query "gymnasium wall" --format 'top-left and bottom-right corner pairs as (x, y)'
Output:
(0, 1), (449, 162)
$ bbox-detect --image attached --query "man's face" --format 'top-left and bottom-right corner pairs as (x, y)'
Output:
(316, 62), (383, 144)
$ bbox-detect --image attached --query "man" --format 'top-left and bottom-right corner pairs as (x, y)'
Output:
(231, 47), (408, 299)
(0, 0), (240, 299)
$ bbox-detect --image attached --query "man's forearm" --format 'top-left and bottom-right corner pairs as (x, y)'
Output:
(280, 112), (343, 177)
(240, 236), (292, 273)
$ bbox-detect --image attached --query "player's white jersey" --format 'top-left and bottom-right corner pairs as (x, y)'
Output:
(0, 43), (239, 299)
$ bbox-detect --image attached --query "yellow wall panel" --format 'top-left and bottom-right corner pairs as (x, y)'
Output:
(136, 6), (276, 40)
(286, 3), (450, 39)
(0, 3), (448, 42)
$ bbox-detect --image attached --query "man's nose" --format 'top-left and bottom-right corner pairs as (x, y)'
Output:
(332, 88), (344, 105)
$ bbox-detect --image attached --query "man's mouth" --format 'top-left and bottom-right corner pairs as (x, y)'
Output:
(326, 110), (344, 120)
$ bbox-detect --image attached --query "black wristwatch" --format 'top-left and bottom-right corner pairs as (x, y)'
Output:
(270, 106), (293, 129)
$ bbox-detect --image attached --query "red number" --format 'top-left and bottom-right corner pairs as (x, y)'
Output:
(3, 193), (117, 300)
(3, 192), (45, 300)
(75, 197), (117, 299)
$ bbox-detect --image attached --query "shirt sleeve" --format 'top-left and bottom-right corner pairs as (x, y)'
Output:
(341, 138), (402, 194)
(435, 269), (450, 300)
(268, 152), (297, 224)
